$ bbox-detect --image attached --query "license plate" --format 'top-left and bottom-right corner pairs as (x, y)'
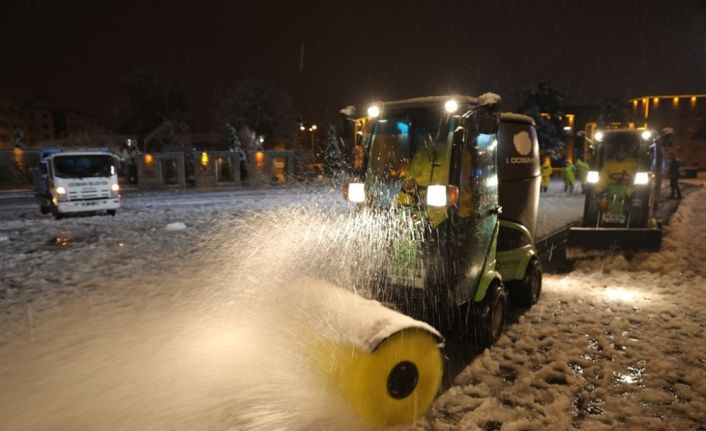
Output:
(603, 213), (625, 223)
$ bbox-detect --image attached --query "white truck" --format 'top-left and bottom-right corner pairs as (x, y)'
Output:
(31, 148), (121, 219)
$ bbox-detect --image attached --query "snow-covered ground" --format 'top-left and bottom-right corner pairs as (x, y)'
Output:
(420, 186), (706, 430)
(536, 179), (585, 238)
(1, 181), (703, 430)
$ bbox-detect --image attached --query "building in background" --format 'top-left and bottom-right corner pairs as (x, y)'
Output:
(628, 94), (706, 169)
(0, 101), (31, 148)
(0, 100), (103, 148)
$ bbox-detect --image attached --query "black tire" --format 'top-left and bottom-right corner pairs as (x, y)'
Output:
(107, 209), (117, 216)
(511, 257), (542, 308)
(40, 205), (50, 215)
(51, 204), (63, 220)
(474, 281), (508, 348)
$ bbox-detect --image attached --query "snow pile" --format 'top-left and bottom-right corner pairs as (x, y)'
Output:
(420, 187), (706, 430)
(478, 92), (502, 106)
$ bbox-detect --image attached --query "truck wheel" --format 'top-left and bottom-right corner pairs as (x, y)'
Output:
(512, 258), (542, 307)
(474, 281), (508, 348)
(40, 205), (50, 215)
(52, 208), (63, 220)
(107, 210), (117, 216)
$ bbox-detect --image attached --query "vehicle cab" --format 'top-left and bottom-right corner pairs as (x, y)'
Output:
(583, 129), (661, 227)
(344, 95), (541, 344)
(33, 148), (121, 219)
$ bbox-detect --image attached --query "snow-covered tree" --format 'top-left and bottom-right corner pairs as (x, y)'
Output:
(517, 81), (567, 158)
(117, 68), (188, 136)
(226, 123), (247, 163)
(597, 95), (628, 127)
(323, 125), (342, 175)
(12, 129), (24, 149)
(216, 80), (296, 146)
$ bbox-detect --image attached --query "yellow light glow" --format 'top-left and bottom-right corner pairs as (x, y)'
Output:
(653, 97), (659, 106)
(200, 151), (209, 167)
(255, 151), (265, 168)
(691, 96), (698, 107)
(632, 100), (638, 108)
(144, 153), (154, 165)
(311, 124), (317, 131)
(673, 96), (679, 106)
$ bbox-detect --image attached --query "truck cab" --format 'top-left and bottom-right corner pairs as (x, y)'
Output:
(345, 95), (542, 345)
(568, 129), (662, 253)
(32, 148), (121, 219)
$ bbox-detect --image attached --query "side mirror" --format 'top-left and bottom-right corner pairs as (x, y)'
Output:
(452, 127), (465, 147)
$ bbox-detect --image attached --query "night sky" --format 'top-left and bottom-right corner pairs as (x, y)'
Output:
(1, 0), (705, 130)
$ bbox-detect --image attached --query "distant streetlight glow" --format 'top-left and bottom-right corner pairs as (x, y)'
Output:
(444, 99), (458, 114)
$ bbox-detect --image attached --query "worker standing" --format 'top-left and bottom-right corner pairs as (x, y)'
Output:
(540, 158), (553, 192)
(575, 158), (589, 193)
(562, 160), (576, 193)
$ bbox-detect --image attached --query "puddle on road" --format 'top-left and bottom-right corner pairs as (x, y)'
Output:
(613, 361), (646, 387)
(45, 229), (100, 249)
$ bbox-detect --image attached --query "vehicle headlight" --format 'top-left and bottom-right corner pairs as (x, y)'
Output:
(634, 172), (649, 185)
(367, 105), (380, 118)
(55, 186), (67, 195)
(347, 183), (366, 203)
(426, 185), (447, 207)
(586, 171), (600, 184)
(111, 183), (120, 192)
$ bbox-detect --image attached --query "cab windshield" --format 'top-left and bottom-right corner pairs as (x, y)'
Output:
(598, 132), (652, 169)
(366, 108), (458, 182)
(53, 155), (115, 179)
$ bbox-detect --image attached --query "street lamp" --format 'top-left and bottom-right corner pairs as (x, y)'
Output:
(308, 124), (317, 152)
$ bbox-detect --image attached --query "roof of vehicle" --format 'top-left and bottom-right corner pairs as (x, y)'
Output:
(500, 112), (535, 126)
(42, 149), (116, 160)
(380, 95), (477, 111)
(600, 128), (648, 134)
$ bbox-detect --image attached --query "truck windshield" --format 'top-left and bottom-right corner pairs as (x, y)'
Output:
(599, 132), (651, 169)
(366, 108), (457, 181)
(53, 155), (115, 178)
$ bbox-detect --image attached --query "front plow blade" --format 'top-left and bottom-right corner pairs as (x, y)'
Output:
(567, 227), (662, 257)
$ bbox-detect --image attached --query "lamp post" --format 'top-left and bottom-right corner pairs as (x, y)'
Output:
(308, 124), (317, 153)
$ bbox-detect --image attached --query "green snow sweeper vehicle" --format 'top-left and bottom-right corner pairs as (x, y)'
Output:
(568, 128), (662, 254)
(344, 95), (542, 346)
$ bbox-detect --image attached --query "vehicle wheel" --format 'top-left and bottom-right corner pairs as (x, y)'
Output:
(52, 208), (63, 220)
(107, 209), (117, 216)
(40, 205), (50, 215)
(474, 281), (508, 348)
(511, 257), (542, 307)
